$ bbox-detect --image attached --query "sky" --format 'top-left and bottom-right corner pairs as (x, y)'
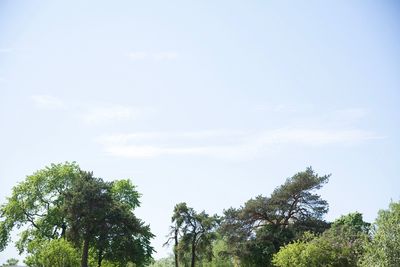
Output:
(0, 0), (399, 263)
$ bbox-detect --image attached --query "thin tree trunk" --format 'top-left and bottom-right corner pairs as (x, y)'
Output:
(61, 221), (66, 239)
(190, 236), (196, 267)
(81, 237), (90, 267)
(97, 248), (103, 267)
(174, 228), (179, 267)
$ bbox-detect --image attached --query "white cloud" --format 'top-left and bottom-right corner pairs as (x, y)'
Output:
(255, 129), (379, 146)
(333, 108), (367, 121)
(95, 130), (246, 144)
(31, 95), (65, 109)
(83, 106), (153, 124)
(152, 52), (178, 61)
(103, 145), (211, 159)
(128, 52), (147, 60)
(96, 128), (381, 160)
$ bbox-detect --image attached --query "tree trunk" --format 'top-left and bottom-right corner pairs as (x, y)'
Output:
(97, 248), (103, 267)
(81, 237), (90, 267)
(190, 236), (196, 267)
(174, 228), (179, 267)
(61, 221), (66, 239)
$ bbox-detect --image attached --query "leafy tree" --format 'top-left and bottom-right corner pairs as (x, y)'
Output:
(273, 212), (370, 267)
(271, 233), (315, 267)
(63, 171), (115, 267)
(0, 162), (154, 267)
(1, 258), (19, 266)
(0, 162), (81, 253)
(63, 171), (154, 267)
(199, 235), (235, 267)
(24, 238), (80, 267)
(148, 256), (175, 267)
(165, 222), (179, 267)
(360, 201), (400, 267)
(166, 203), (219, 267)
(220, 167), (330, 266)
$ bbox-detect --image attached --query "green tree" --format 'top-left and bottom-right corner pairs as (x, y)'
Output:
(271, 233), (316, 267)
(24, 238), (80, 267)
(199, 235), (235, 267)
(361, 201), (400, 267)
(220, 167), (330, 266)
(63, 172), (154, 267)
(273, 212), (370, 267)
(1, 258), (19, 266)
(166, 203), (219, 267)
(63, 171), (113, 267)
(148, 256), (175, 267)
(0, 162), (81, 253)
(0, 162), (153, 267)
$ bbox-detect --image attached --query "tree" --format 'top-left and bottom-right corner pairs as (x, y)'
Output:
(273, 212), (370, 267)
(148, 256), (175, 267)
(220, 167), (330, 266)
(0, 162), (81, 253)
(1, 258), (19, 267)
(0, 162), (154, 267)
(198, 234), (235, 267)
(360, 201), (400, 267)
(63, 171), (154, 267)
(166, 203), (219, 267)
(165, 222), (179, 267)
(63, 171), (113, 267)
(24, 238), (80, 267)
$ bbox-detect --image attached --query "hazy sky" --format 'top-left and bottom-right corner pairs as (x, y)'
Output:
(1, 0), (399, 262)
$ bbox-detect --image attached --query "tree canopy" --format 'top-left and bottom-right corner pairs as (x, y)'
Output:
(0, 162), (153, 267)
(273, 212), (370, 267)
(166, 202), (219, 267)
(219, 167), (330, 266)
(1, 164), (398, 267)
(360, 201), (400, 267)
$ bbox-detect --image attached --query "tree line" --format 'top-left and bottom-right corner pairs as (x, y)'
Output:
(0, 162), (399, 267)
(158, 168), (399, 267)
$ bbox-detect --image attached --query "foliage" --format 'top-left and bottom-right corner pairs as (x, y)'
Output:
(63, 171), (154, 267)
(360, 202), (400, 267)
(0, 162), (81, 253)
(0, 162), (153, 267)
(219, 167), (330, 266)
(1, 258), (19, 266)
(167, 202), (219, 267)
(101, 179), (153, 267)
(273, 212), (370, 267)
(148, 256), (175, 267)
(24, 238), (80, 267)
(199, 236), (235, 267)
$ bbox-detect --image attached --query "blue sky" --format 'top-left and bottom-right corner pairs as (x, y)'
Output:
(0, 0), (399, 262)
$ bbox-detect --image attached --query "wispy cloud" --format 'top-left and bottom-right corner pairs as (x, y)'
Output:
(128, 52), (147, 60)
(255, 128), (379, 145)
(31, 95), (66, 109)
(96, 130), (246, 144)
(128, 51), (178, 61)
(83, 106), (154, 124)
(152, 52), (178, 61)
(333, 108), (367, 121)
(96, 128), (382, 160)
(30, 95), (154, 124)
(0, 48), (12, 53)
